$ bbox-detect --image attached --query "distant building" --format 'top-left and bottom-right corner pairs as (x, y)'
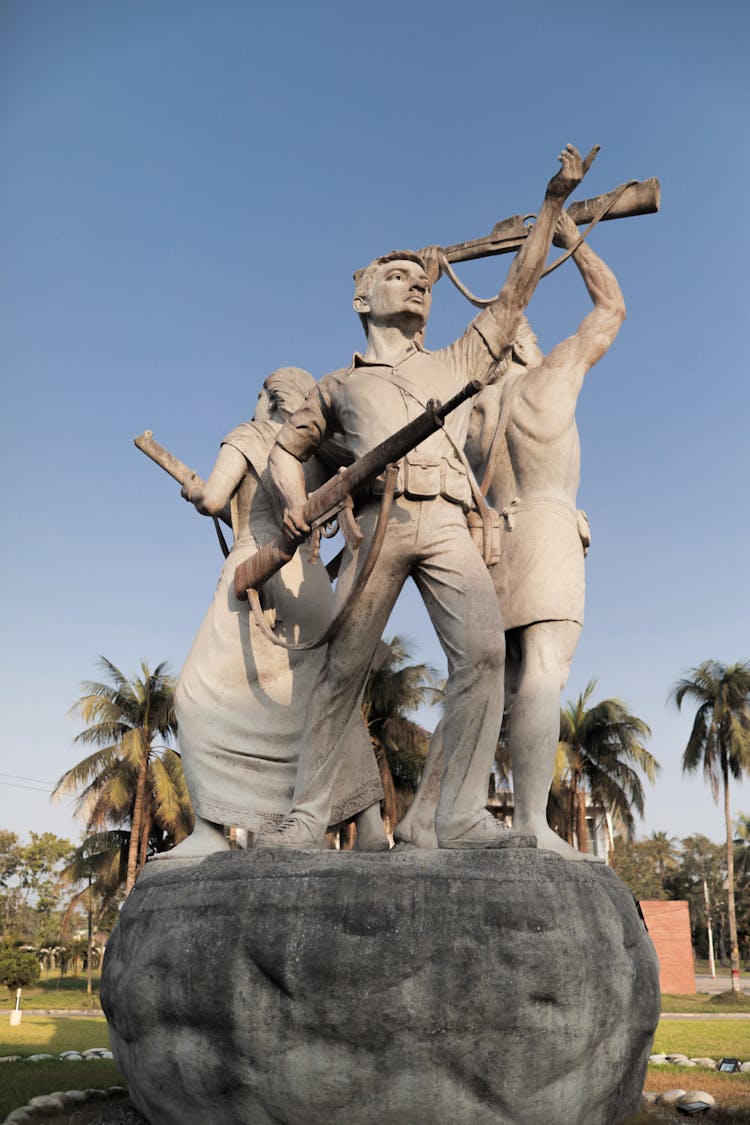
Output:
(487, 788), (613, 861)
(638, 900), (696, 994)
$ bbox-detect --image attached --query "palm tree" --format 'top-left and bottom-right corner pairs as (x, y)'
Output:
(648, 829), (679, 890)
(361, 637), (442, 832)
(553, 681), (657, 855)
(59, 831), (130, 993)
(670, 661), (750, 993)
(53, 658), (193, 896)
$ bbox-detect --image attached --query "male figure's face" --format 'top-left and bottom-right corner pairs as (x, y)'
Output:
(355, 259), (432, 332)
(255, 388), (274, 423)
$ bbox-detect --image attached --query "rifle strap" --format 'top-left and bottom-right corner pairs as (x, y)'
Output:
(478, 370), (526, 498)
(365, 366), (496, 511)
(246, 464), (398, 652)
(365, 368), (506, 566)
(212, 517), (230, 559)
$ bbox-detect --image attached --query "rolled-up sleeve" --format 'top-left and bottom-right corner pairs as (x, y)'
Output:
(275, 378), (338, 462)
(471, 307), (514, 362)
(437, 307), (513, 387)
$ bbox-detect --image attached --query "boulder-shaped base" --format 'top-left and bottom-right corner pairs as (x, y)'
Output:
(102, 848), (659, 1125)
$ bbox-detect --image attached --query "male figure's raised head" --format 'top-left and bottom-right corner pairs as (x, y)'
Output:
(353, 251), (431, 338)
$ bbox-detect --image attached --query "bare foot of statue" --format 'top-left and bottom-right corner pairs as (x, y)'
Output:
(437, 813), (537, 850)
(515, 820), (604, 863)
(255, 817), (324, 850)
(152, 816), (230, 861)
(393, 819), (438, 849)
(353, 802), (391, 851)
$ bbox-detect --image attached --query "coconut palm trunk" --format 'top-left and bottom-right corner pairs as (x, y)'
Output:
(576, 788), (589, 854)
(723, 754), (742, 992)
(126, 755), (150, 895)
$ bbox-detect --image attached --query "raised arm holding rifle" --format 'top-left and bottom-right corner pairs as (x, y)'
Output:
(255, 143), (594, 852)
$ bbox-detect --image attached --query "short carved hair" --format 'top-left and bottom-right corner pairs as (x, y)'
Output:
(513, 316), (538, 357)
(493, 317), (539, 380)
(353, 250), (427, 336)
(263, 367), (316, 420)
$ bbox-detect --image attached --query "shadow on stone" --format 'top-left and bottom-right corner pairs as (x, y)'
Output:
(102, 848), (660, 1125)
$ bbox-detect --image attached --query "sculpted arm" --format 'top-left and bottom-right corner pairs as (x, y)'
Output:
(181, 444), (246, 520)
(542, 209), (626, 390)
(486, 145), (592, 353)
(268, 443), (311, 539)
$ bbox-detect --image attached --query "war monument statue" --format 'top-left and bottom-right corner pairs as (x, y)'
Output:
(103, 144), (662, 1125)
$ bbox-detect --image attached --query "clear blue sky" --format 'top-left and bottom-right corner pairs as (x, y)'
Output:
(1, 0), (748, 847)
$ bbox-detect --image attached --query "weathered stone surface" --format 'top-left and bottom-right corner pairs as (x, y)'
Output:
(677, 1090), (716, 1108)
(102, 848), (660, 1125)
(658, 1088), (687, 1105)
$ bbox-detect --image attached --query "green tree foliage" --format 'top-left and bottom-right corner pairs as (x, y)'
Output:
(0, 831), (24, 942)
(60, 831), (128, 925)
(648, 829), (680, 889)
(53, 658), (193, 896)
(0, 946), (40, 991)
(361, 637), (442, 830)
(552, 681), (658, 853)
(666, 834), (727, 962)
(670, 660), (750, 992)
(733, 815), (750, 961)
(610, 837), (669, 900)
(0, 832), (74, 945)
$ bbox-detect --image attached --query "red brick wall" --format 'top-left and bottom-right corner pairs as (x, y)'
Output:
(640, 900), (696, 995)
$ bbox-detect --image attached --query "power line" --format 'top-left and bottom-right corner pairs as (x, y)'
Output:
(0, 781), (53, 794)
(0, 772), (55, 785)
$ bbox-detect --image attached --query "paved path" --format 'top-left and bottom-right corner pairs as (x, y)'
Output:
(660, 1012), (750, 1020)
(0, 1008), (105, 1018)
(695, 972), (750, 995)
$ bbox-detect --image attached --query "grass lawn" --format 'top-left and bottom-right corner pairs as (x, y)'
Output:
(662, 992), (750, 1013)
(0, 1015), (123, 1120)
(652, 1018), (750, 1059)
(0, 1060), (124, 1120)
(1, 1014), (111, 1056)
(3, 970), (103, 1011)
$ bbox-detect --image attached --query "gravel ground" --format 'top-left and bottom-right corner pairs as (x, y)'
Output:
(76, 1102), (148, 1124)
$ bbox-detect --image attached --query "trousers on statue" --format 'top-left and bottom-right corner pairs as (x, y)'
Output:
(288, 495), (505, 838)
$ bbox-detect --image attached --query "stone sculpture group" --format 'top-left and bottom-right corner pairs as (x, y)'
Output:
(170, 143), (630, 860)
(104, 144), (662, 1125)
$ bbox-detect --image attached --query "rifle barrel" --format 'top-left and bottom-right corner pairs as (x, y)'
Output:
(444, 178), (660, 264)
(134, 431), (203, 488)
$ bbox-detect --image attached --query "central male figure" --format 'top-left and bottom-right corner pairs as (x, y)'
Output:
(262, 146), (589, 849)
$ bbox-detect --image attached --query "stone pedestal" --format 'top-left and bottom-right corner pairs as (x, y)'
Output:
(102, 848), (659, 1125)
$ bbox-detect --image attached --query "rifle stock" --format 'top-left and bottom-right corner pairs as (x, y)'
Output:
(234, 379), (483, 600)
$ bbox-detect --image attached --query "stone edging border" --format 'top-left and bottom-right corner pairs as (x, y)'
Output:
(0, 1049), (113, 1065)
(649, 1052), (750, 1071)
(3, 1085), (126, 1124)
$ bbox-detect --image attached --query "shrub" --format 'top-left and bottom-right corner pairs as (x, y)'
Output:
(0, 946), (41, 991)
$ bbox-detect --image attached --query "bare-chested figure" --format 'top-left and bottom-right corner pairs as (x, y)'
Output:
(395, 209), (625, 858)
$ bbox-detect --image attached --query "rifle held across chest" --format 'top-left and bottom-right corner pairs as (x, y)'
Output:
(233, 379), (483, 600)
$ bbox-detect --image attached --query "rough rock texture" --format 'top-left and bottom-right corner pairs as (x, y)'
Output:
(102, 848), (660, 1125)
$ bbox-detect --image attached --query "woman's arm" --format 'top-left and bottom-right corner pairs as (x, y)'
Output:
(182, 444), (247, 518)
